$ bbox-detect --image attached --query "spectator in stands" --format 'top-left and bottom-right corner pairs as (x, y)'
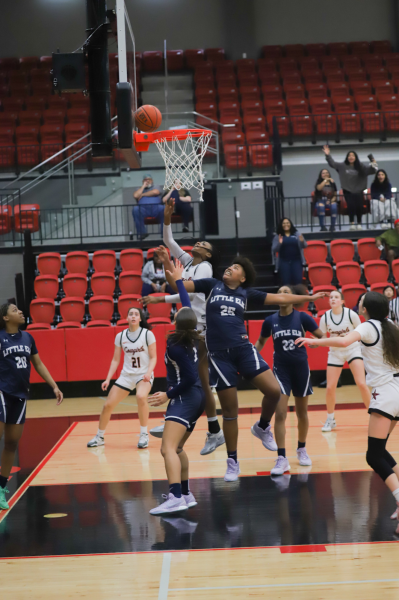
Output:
(375, 218), (399, 266)
(141, 251), (173, 297)
(370, 169), (398, 228)
(322, 145), (378, 231)
(163, 182), (193, 233)
(272, 217), (307, 285)
(383, 285), (395, 301)
(389, 287), (399, 322)
(133, 174), (164, 240)
(314, 169), (338, 232)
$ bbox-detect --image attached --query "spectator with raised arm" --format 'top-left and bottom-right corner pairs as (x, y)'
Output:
(163, 182), (193, 233)
(132, 173), (164, 240)
(370, 169), (398, 228)
(322, 146), (378, 231)
(314, 168), (338, 232)
(272, 217), (307, 286)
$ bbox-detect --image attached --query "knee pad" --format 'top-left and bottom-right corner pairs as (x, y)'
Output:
(366, 436), (394, 481)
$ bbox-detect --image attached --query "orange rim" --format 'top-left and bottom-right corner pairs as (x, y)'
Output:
(133, 128), (212, 152)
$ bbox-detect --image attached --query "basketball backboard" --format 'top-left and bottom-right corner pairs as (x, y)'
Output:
(115, 0), (141, 168)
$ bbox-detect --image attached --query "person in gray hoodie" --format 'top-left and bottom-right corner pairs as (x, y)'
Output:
(322, 145), (378, 231)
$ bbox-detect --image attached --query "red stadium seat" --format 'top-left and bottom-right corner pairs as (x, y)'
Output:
(241, 100), (263, 117)
(195, 87), (216, 102)
(322, 57), (341, 69)
(219, 101), (240, 119)
(116, 319), (128, 327)
(65, 123), (89, 164)
(89, 295), (114, 321)
(215, 61), (235, 76)
(19, 56), (39, 70)
(344, 67), (367, 81)
(261, 84), (283, 100)
(285, 44), (305, 58)
(262, 45), (283, 59)
(63, 273), (87, 298)
(357, 238), (381, 262)
(341, 284), (367, 308)
(0, 205), (13, 234)
(206, 48), (225, 63)
(309, 97), (332, 114)
(362, 111), (383, 134)
(279, 57), (299, 69)
(14, 204), (40, 233)
(328, 42), (348, 56)
(364, 260), (389, 284)
(224, 144), (247, 169)
(19, 110), (42, 128)
(291, 115), (313, 136)
(308, 263), (333, 286)
(306, 83), (328, 98)
(336, 261), (361, 286)
(306, 44), (326, 57)
(142, 51), (163, 72)
(240, 86), (261, 101)
(248, 144), (272, 168)
(238, 73), (259, 87)
(257, 58), (278, 70)
(328, 82), (350, 97)
(243, 115), (266, 132)
(267, 115), (290, 136)
(166, 50), (184, 71)
(147, 317), (171, 325)
(118, 271), (142, 295)
(60, 297), (85, 323)
(34, 275), (59, 299)
(27, 323), (51, 331)
(338, 112), (361, 135)
(56, 322), (81, 330)
(218, 87), (239, 102)
(385, 112), (399, 132)
(222, 130), (245, 145)
(300, 57), (320, 70)
(185, 49), (205, 69)
(350, 81), (373, 96)
(92, 249), (116, 273)
(119, 249), (143, 271)
(264, 99), (286, 116)
(67, 107), (90, 125)
(16, 125), (40, 166)
(0, 112), (17, 128)
(301, 69), (324, 84)
(342, 56), (362, 70)
(330, 239), (355, 263)
(65, 251), (89, 275)
(118, 294), (142, 319)
(303, 240), (328, 264)
(30, 298), (55, 324)
(284, 84), (305, 99)
(1, 97), (24, 112)
(370, 282), (396, 296)
(86, 320), (112, 328)
(0, 126), (16, 168)
(325, 69), (346, 83)
(246, 131), (269, 144)
(333, 96), (355, 112)
(373, 41), (392, 54)
(47, 95), (68, 110)
(350, 41), (371, 54)
(280, 71), (302, 85)
(36, 252), (61, 276)
(392, 259), (399, 283)
(367, 67), (389, 81)
(312, 285), (337, 312)
(40, 124), (64, 163)
(91, 272), (116, 296)
(373, 80), (394, 95)
(147, 294), (172, 319)
(378, 94), (399, 111)
(258, 72), (280, 86)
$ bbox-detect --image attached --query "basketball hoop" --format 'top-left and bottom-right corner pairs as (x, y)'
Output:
(134, 129), (212, 197)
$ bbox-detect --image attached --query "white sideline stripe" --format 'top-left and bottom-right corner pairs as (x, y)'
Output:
(158, 552), (171, 600)
(170, 577), (399, 592)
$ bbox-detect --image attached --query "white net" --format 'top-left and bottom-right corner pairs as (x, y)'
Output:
(154, 130), (212, 196)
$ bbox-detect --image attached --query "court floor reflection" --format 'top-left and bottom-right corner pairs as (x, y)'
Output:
(1, 472), (399, 557)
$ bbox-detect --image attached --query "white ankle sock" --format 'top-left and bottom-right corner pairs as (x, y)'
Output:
(327, 413), (335, 420)
(392, 488), (399, 502)
(97, 429), (105, 437)
(140, 426), (148, 434)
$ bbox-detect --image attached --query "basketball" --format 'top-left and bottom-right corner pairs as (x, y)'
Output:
(133, 105), (162, 132)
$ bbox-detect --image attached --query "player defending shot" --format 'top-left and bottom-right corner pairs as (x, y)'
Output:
(0, 303), (63, 510)
(165, 258), (328, 482)
(142, 199), (224, 455)
(149, 261), (205, 515)
(87, 307), (156, 449)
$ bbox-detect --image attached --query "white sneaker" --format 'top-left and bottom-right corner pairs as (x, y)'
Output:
(183, 491), (197, 508)
(350, 223), (356, 231)
(297, 447), (312, 466)
(137, 433), (149, 448)
(356, 224), (363, 230)
(251, 421), (278, 451)
(271, 455), (291, 475)
(224, 458), (240, 481)
(200, 430), (225, 455)
(150, 422), (164, 438)
(87, 434), (104, 448)
(149, 493), (188, 515)
(321, 417), (336, 432)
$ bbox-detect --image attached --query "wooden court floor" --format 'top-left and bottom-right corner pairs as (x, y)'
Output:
(1, 386), (399, 599)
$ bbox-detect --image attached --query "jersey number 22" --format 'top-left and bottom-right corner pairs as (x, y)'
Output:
(282, 340), (295, 352)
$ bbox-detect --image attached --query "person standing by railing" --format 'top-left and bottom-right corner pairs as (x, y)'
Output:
(272, 217), (307, 286)
(370, 169), (398, 228)
(322, 146), (378, 231)
(314, 168), (338, 232)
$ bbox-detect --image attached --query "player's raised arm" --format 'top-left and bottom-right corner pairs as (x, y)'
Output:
(295, 330), (361, 348)
(264, 291), (329, 306)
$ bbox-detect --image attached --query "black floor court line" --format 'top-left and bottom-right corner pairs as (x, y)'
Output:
(0, 472), (398, 557)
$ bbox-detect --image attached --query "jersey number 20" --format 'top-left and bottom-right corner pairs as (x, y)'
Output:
(15, 356), (28, 369)
(131, 357), (141, 368)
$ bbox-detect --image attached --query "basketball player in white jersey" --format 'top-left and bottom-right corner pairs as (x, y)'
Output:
(319, 290), (370, 431)
(142, 199), (225, 455)
(297, 292), (399, 518)
(87, 307), (157, 449)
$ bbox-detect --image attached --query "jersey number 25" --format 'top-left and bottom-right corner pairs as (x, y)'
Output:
(221, 305), (235, 316)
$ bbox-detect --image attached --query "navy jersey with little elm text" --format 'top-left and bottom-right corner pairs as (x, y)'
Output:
(261, 310), (318, 365)
(193, 278), (266, 352)
(165, 339), (201, 400)
(0, 330), (38, 398)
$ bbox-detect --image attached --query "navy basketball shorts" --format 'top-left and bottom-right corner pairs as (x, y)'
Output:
(273, 360), (313, 398)
(0, 390), (27, 425)
(165, 386), (206, 432)
(208, 343), (270, 391)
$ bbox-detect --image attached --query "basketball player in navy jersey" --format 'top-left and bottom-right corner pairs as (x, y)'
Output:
(164, 255), (328, 482)
(0, 303), (63, 510)
(256, 286), (324, 476)
(149, 261), (205, 515)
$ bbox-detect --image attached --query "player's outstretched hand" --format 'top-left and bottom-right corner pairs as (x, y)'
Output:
(310, 291), (330, 301)
(322, 144), (330, 155)
(295, 337), (323, 348)
(140, 295), (159, 305)
(148, 391), (168, 406)
(155, 245), (169, 264)
(101, 379), (110, 391)
(54, 386), (64, 405)
(166, 259), (184, 281)
(164, 198), (175, 217)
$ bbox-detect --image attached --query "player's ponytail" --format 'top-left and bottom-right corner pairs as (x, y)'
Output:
(0, 303), (11, 329)
(167, 307), (201, 348)
(363, 292), (399, 369)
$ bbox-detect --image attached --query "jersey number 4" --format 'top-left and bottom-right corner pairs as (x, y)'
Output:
(282, 340), (295, 352)
(131, 357), (141, 369)
(221, 305), (236, 316)
(15, 356), (28, 369)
